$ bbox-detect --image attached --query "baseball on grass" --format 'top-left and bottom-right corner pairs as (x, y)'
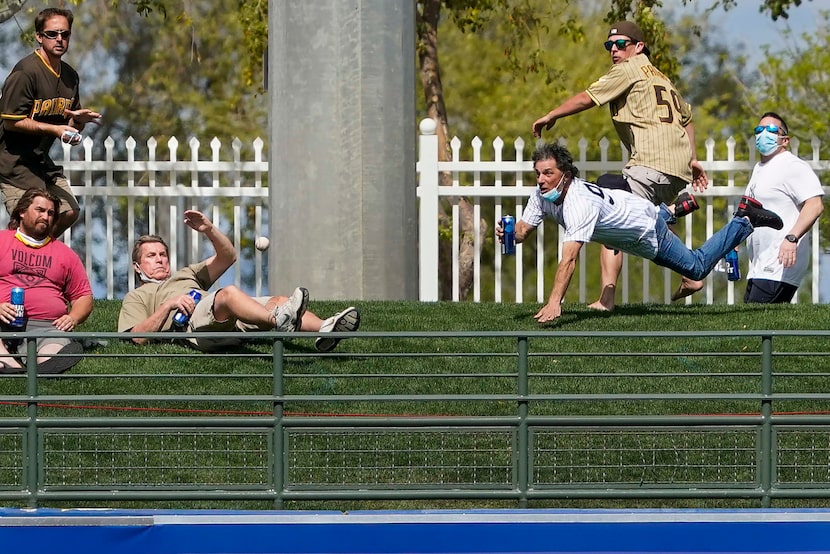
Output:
(255, 236), (270, 251)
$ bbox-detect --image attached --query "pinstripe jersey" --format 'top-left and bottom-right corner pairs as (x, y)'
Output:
(0, 50), (81, 188)
(586, 54), (693, 182)
(521, 178), (659, 259)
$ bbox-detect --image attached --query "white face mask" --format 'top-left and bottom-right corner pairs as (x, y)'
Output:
(135, 264), (166, 284)
(540, 174), (566, 203)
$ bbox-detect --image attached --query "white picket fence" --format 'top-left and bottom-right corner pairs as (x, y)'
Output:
(8, 126), (828, 304)
(416, 118), (830, 305)
(0, 136), (271, 300)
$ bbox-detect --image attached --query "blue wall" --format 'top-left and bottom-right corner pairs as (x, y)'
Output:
(2, 509), (830, 554)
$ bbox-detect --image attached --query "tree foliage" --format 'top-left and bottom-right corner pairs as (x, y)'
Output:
(739, 11), (830, 243)
(2, 0), (267, 150)
(0, 0), (269, 291)
(603, 0), (817, 81)
(1, 0), (821, 295)
(436, 1), (611, 147)
(87, 0), (266, 146)
(742, 12), (830, 143)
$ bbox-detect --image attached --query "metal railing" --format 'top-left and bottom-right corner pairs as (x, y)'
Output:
(1, 329), (830, 508)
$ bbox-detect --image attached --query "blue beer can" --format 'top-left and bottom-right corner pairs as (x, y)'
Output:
(9, 287), (25, 329)
(501, 215), (516, 255)
(172, 290), (202, 328)
(724, 249), (741, 282)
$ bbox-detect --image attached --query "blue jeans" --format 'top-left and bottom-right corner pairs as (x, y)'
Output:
(652, 204), (752, 280)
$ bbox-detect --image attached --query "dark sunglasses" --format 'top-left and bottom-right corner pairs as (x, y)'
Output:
(40, 30), (71, 39)
(754, 124), (786, 135)
(604, 39), (632, 51)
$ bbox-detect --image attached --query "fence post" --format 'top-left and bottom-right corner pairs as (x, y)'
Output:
(759, 334), (774, 508)
(272, 338), (286, 509)
(417, 118), (440, 301)
(517, 335), (529, 508)
(25, 338), (39, 508)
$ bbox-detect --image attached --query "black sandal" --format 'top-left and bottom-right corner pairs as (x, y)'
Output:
(36, 342), (84, 374)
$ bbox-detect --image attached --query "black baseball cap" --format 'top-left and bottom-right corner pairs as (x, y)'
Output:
(607, 21), (650, 56)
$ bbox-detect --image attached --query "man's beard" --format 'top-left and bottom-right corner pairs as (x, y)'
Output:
(21, 224), (50, 241)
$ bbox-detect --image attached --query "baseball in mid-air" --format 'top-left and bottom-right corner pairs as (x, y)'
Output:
(255, 236), (270, 251)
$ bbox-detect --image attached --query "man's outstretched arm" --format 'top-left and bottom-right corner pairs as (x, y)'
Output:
(532, 91), (596, 138)
(534, 241), (582, 323)
(183, 210), (238, 284)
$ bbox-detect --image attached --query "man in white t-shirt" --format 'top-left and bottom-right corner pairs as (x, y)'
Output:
(743, 111), (824, 303)
(497, 143), (784, 322)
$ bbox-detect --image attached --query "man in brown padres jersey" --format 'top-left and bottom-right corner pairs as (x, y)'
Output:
(0, 7), (101, 238)
(531, 21), (709, 308)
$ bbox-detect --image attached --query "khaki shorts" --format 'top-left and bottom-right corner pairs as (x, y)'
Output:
(184, 291), (273, 351)
(1, 176), (80, 216)
(3, 319), (71, 357)
(622, 165), (688, 206)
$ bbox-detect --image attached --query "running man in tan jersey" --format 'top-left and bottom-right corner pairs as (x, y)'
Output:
(531, 21), (709, 308)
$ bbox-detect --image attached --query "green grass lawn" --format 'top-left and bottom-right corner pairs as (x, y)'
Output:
(2, 299), (830, 510)
(12, 299), (830, 412)
(1, 297), (822, 423)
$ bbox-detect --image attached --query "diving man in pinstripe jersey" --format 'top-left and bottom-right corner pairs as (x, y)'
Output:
(497, 144), (782, 323)
(531, 21), (708, 310)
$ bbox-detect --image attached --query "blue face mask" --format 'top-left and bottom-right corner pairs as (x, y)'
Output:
(755, 129), (780, 156)
(540, 175), (566, 203)
(541, 188), (562, 203)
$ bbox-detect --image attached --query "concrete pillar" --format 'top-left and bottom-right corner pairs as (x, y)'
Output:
(268, 1), (417, 300)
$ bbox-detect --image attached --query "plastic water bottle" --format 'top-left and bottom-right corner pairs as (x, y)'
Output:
(501, 215), (516, 255)
(172, 290), (202, 328)
(9, 287), (25, 330)
(724, 249), (741, 281)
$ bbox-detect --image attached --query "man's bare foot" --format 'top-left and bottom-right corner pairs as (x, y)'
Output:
(588, 285), (616, 312)
(588, 300), (614, 312)
(671, 278), (703, 301)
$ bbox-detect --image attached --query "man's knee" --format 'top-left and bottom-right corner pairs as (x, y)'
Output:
(215, 285), (244, 304)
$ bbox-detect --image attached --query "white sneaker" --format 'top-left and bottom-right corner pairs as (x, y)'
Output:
(315, 306), (360, 352)
(272, 287), (309, 332)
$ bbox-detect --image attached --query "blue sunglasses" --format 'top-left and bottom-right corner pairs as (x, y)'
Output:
(754, 124), (786, 135)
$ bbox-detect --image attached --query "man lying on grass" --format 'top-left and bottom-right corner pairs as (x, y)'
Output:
(496, 143), (783, 323)
(118, 210), (359, 352)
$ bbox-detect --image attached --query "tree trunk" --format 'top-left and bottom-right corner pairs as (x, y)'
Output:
(416, 0), (487, 300)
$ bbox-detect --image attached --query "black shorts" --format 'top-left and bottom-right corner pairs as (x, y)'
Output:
(596, 173), (631, 193)
(743, 278), (798, 304)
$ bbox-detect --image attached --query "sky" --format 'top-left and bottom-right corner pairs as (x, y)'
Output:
(661, 0), (826, 67)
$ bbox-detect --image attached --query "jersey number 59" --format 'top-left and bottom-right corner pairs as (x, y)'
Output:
(654, 85), (683, 124)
